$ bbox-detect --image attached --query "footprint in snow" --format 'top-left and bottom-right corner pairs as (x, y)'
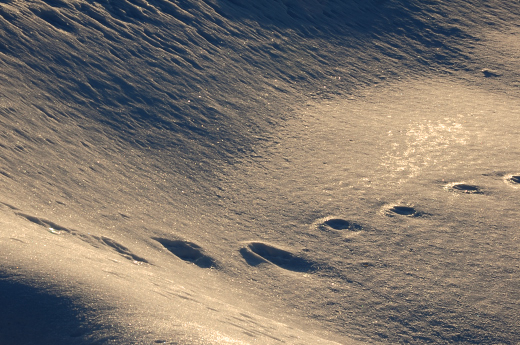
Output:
(320, 218), (363, 231)
(240, 242), (316, 273)
(446, 182), (483, 194)
(97, 236), (149, 264)
(16, 212), (149, 264)
(384, 205), (422, 217)
(153, 238), (218, 269)
(506, 174), (520, 187)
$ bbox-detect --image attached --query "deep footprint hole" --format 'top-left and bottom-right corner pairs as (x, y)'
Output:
(153, 238), (216, 268)
(323, 218), (362, 231)
(509, 175), (520, 184)
(389, 206), (417, 216)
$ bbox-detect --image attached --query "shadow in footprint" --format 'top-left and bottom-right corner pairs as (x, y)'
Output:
(98, 236), (149, 264)
(322, 218), (362, 231)
(387, 206), (420, 217)
(508, 175), (520, 184)
(451, 183), (483, 194)
(241, 242), (315, 273)
(153, 238), (217, 268)
(1, 202), (19, 210)
(16, 213), (72, 234)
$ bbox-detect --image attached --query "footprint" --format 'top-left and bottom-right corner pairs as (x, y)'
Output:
(320, 218), (362, 231)
(97, 236), (149, 264)
(507, 175), (520, 184)
(153, 238), (217, 268)
(0, 171), (12, 179)
(16, 212), (148, 264)
(448, 183), (483, 194)
(481, 68), (500, 78)
(16, 213), (72, 234)
(1, 202), (19, 210)
(240, 242), (316, 272)
(385, 205), (421, 217)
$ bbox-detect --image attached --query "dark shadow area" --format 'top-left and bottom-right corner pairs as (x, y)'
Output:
(509, 175), (520, 184)
(323, 218), (363, 231)
(153, 238), (217, 268)
(212, 0), (475, 47)
(388, 205), (419, 216)
(239, 247), (267, 267)
(242, 242), (316, 272)
(0, 278), (89, 345)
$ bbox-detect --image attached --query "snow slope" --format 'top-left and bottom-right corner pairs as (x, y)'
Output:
(1, 0), (519, 343)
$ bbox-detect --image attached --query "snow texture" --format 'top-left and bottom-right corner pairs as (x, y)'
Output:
(1, 0), (520, 344)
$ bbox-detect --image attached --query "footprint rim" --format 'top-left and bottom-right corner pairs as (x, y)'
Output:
(451, 183), (482, 193)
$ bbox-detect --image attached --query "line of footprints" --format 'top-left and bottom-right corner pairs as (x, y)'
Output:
(5, 174), (520, 272)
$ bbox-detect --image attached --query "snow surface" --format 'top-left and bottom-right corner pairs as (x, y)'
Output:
(1, 0), (519, 344)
